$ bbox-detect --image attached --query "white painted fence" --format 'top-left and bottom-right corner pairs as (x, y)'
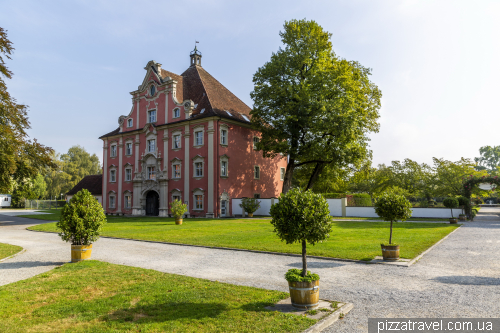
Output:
(232, 197), (462, 218)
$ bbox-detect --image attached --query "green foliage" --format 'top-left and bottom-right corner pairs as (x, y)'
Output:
(457, 196), (469, 207)
(285, 269), (319, 283)
(57, 189), (106, 245)
(475, 145), (500, 174)
(0, 27), (55, 193)
(321, 193), (347, 199)
(170, 199), (187, 218)
(250, 19), (381, 193)
(443, 197), (459, 209)
(434, 157), (487, 197)
(374, 192), (412, 222)
(349, 193), (372, 206)
(239, 198), (261, 214)
(270, 189), (332, 246)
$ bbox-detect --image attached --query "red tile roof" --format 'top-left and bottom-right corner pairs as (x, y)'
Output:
(66, 174), (103, 196)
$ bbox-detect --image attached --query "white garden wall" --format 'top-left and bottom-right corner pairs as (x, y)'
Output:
(232, 197), (462, 218)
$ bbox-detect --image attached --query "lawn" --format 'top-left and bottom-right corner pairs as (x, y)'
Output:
(0, 243), (22, 260)
(0, 260), (315, 332)
(25, 210), (459, 261)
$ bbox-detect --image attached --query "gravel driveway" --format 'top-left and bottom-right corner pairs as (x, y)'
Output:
(1, 210), (499, 332)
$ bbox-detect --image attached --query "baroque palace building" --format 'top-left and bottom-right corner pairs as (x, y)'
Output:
(99, 48), (287, 217)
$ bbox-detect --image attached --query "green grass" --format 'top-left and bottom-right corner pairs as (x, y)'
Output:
(0, 243), (22, 260)
(330, 216), (449, 221)
(26, 210), (459, 261)
(0, 260), (314, 332)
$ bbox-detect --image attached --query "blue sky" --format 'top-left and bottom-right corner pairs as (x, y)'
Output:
(2, 0), (499, 167)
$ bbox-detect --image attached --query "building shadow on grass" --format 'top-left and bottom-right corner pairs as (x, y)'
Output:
(107, 301), (227, 323)
(431, 276), (500, 286)
(286, 261), (344, 269)
(0, 261), (65, 269)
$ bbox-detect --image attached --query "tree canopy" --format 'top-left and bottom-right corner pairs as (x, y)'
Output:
(475, 145), (500, 174)
(250, 19), (381, 193)
(0, 27), (55, 193)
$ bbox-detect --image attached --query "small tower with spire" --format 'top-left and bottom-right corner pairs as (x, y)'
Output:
(190, 42), (202, 67)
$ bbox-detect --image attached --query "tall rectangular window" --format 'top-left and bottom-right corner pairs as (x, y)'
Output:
(147, 166), (156, 180)
(173, 164), (181, 178)
(109, 195), (115, 208)
(253, 137), (260, 150)
(127, 119), (133, 127)
(173, 135), (181, 149)
(254, 166), (260, 179)
(221, 161), (227, 177)
(148, 110), (156, 123)
(126, 143), (132, 155)
(110, 145), (117, 157)
(195, 195), (203, 209)
(125, 168), (132, 181)
(147, 139), (156, 153)
(125, 195), (131, 209)
(195, 162), (203, 177)
(110, 170), (116, 182)
(173, 108), (180, 118)
(195, 131), (203, 146)
(221, 129), (227, 145)
(280, 167), (285, 181)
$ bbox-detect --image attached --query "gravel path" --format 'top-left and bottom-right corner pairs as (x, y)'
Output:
(1, 210), (499, 332)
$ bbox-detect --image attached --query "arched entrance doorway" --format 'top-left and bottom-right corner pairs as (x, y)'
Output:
(146, 191), (159, 216)
(462, 175), (500, 217)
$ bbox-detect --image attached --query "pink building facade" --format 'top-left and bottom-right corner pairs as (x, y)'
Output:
(99, 49), (287, 217)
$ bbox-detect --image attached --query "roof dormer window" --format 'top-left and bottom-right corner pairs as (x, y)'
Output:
(150, 85), (156, 96)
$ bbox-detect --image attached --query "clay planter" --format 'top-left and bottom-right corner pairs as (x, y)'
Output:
(175, 217), (183, 225)
(381, 244), (400, 261)
(248, 213), (254, 218)
(71, 244), (93, 263)
(459, 214), (466, 221)
(288, 280), (320, 309)
(449, 218), (458, 224)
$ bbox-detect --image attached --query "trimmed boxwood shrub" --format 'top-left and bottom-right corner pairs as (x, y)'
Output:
(57, 189), (106, 246)
(239, 198), (261, 215)
(374, 192), (412, 245)
(443, 197), (459, 218)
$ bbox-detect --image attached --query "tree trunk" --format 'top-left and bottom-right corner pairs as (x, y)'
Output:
(301, 240), (307, 277)
(450, 208), (453, 218)
(305, 162), (326, 191)
(282, 158), (295, 194)
(389, 220), (393, 244)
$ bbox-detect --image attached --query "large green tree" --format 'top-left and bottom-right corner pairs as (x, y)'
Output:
(250, 19), (381, 193)
(0, 27), (55, 193)
(45, 146), (101, 198)
(432, 157), (487, 197)
(475, 145), (500, 174)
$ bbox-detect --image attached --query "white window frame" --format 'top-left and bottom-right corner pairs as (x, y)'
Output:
(147, 139), (156, 153)
(254, 165), (260, 179)
(125, 142), (133, 156)
(110, 169), (116, 182)
(172, 159), (182, 179)
(220, 155), (229, 178)
(192, 188), (205, 211)
(172, 132), (182, 149)
(253, 137), (260, 150)
(147, 166), (156, 180)
(125, 167), (132, 182)
(173, 108), (180, 119)
(192, 155), (204, 179)
(127, 118), (133, 128)
(148, 109), (157, 123)
(124, 192), (132, 209)
(220, 124), (229, 146)
(110, 144), (117, 157)
(280, 167), (285, 181)
(194, 130), (203, 147)
(109, 194), (116, 209)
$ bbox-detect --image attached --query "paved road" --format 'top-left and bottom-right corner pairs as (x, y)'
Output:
(0, 210), (499, 332)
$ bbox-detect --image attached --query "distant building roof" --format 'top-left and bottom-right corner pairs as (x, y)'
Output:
(66, 175), (103, 196)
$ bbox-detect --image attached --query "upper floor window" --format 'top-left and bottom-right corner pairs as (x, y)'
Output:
(254, 165), (260, 179)
(280, 167), (285, 181)
(125, 168), (132, 181)
(148, 110), (156, 123)
(195, 162), (203, 177)
(125, 142), (132, 156)
(110, 170), (116, 182)
(147, 166), (156, 180)
(173, 164), (181, 178)
(127, 119), (133, 128)
(173, 134), (181, 149)
(173, 108), (180, 118)
(150, 85), (156, 96)
(221, 129), (228, 145)
(221, 161), (228, 177)
(110, 145), (117, 157)
(194, 131), (203, 146)
(253, 137), (260, 150)
(147, 139), (156, 153)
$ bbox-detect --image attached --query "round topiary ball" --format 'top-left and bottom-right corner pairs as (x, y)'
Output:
(57, 189), (107, 245)
(443, 197), (459, 209)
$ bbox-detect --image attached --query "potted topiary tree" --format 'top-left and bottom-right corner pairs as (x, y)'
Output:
(57, 189), (107, 263)
(457, 196), (468, 221)
(374, 192), (412, 261)
(170, 199), (187, 225)
(239, 197), (261, 217)
(270, 189), (332, 309)
(443, 197), (459, 224)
